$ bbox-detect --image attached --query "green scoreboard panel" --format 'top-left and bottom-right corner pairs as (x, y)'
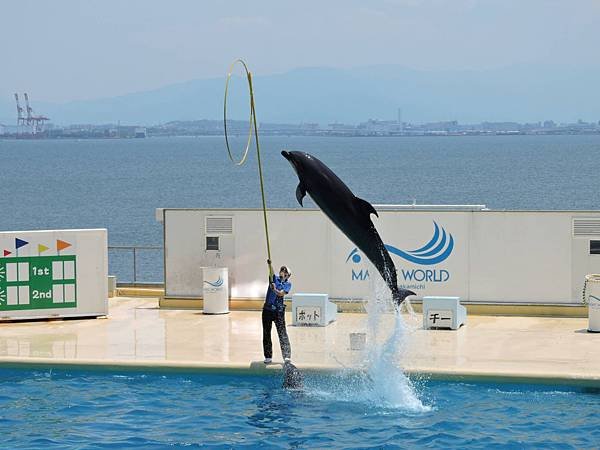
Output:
(0, 255), (77, 311)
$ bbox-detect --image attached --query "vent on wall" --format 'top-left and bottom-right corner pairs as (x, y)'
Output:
(573, 218), (600, 237)
(206, 217), (233, 234)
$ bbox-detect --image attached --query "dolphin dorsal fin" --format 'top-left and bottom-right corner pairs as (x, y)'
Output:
(296, 182), (307, 206)
(354, 196), (379, 218)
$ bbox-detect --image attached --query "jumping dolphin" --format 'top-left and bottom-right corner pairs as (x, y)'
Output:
(281, 150), (415, 306)
(282, 361), (304, 389)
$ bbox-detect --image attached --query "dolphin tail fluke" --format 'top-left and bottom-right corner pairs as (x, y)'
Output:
(393, 288), (416, 306)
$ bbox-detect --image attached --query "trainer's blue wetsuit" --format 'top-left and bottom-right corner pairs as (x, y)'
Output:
(262, 275), (292, 360)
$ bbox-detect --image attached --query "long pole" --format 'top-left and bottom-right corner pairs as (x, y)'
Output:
(224, 59), (273, 279)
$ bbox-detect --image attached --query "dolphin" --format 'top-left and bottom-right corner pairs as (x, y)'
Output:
(282, 361), (304, 389)
(281, 150), (415, 306)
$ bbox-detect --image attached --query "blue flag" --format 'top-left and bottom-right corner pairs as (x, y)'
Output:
(15, 238), (29, 249)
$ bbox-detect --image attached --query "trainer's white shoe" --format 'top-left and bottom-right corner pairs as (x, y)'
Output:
(264, 358), (272, 364)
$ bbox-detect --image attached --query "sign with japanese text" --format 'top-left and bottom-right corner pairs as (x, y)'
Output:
(295, 306), (322, 326)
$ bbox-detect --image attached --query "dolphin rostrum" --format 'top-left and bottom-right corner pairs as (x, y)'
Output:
(281, 150), (415, 306)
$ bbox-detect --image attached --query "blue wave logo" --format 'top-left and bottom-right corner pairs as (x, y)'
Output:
(345, 248), (363, 264)
(203, 276), (224, 288)
(345, 221), (454, 266)
(386, 222), (454, 265)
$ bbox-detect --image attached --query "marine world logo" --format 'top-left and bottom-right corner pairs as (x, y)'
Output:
(203, 276), (224, 288)
(385, 221), (453, 265)
(346, 248), (370, 280)
(346, 221), (454, 283)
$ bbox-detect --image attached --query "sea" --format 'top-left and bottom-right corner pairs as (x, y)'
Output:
(1, 135), (599, 282)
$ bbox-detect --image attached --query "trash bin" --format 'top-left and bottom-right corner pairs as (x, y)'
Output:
(202, 267), (229, 314)
(349, 332), (366, 351)
(584, 274), (600, 333)
(107, 275), (117, 298)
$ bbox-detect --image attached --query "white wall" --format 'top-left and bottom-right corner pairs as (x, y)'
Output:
(162, 208), (600, 304)
(468, 212), (571, 302)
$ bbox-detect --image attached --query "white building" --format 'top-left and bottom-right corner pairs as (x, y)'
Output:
(158, 206), (600, 305)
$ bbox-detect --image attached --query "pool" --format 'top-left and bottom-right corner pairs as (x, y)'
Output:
(0, 368), (598, 449)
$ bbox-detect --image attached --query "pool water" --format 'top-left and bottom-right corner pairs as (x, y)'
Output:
(0, 368), (598, 449)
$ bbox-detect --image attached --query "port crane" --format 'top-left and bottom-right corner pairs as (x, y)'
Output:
(14, 93), (26, 126)
(13, 93), (49, 134)
(23, 93), (49, 133)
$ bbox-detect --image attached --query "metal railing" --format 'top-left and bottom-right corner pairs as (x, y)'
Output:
(108, 245), (163, 285)
(373, 203), (488, 211)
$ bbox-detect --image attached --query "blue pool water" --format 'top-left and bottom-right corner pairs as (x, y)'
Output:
(0, 368), (599, 449)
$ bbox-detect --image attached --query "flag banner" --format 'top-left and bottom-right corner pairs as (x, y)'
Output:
(56, 240), (72, 252)
(15, 239), (29, 250)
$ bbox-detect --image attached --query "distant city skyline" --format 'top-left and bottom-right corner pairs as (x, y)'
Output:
(1, 0), (599, 103)
(3, 116), (600, 139)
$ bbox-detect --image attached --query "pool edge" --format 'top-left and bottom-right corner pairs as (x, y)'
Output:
(1, 357), (599, 387)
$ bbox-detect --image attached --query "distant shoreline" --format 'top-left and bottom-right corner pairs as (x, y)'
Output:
(2, 130), (600, 140)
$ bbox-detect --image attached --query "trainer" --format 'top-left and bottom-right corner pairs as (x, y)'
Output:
(262, 260), (292, 364)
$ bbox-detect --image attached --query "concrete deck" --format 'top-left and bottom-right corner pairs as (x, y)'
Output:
(1, 297), (599, 386)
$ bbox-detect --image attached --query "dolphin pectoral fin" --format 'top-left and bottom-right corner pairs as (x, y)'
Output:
(354, 197), (379, 218)
(296, 183), (307, 206)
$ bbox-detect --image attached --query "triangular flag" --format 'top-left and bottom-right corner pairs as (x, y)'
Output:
(15, 238), (29, 249)
(56, 240), (72, 252)
(3, 250), (11, 257)
(38, 244), (49, 254)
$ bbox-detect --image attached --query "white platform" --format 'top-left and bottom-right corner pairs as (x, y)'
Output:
(422, 296), (466, 330)
(292, 293), (337, 326)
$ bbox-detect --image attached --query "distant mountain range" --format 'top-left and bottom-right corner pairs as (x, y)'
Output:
(1, 64), (599, 126)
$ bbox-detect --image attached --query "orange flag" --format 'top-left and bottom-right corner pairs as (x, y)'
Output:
(56, 240), (72, 252)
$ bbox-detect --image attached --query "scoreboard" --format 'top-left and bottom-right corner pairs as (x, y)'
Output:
(0, 229), (107, 320)
(0, 255), (77, 311)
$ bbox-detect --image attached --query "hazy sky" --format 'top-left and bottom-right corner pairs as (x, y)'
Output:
(1, 0), (599, 102)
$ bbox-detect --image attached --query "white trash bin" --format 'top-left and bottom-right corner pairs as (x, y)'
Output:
(202, 267), (229, 314)
(585, 274), (600, 333)
(349, 332), (366, 351)
(107, 275), (117, 298)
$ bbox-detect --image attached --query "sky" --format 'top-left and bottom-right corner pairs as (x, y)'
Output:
(1, 0), (599, 102)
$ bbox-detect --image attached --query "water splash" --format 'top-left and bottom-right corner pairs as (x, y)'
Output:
(305, 265), (429, 412)
(360, 273), (429, 411)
